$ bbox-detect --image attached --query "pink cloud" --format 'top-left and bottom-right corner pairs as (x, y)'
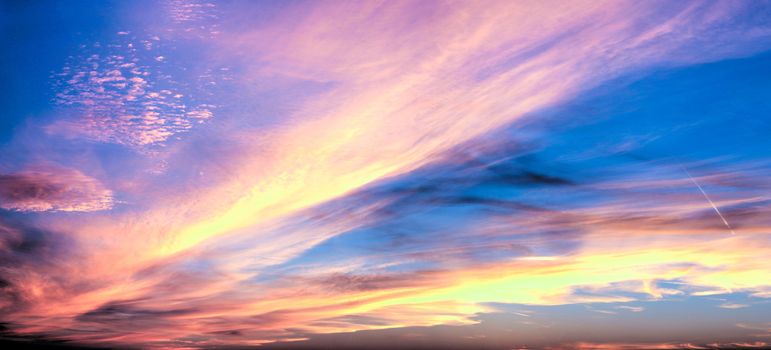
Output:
(0, 166), (113, 213)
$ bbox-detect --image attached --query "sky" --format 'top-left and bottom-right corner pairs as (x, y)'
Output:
(1, 0), (771, 349)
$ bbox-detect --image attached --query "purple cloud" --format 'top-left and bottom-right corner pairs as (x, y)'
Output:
(0, 166), (113, 213)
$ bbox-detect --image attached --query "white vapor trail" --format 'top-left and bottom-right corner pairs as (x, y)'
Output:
(681, 165), (736, 235)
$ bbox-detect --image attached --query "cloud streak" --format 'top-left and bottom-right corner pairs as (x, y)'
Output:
(1, 0), (770, 349)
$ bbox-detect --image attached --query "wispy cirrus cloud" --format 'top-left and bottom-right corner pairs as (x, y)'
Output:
(1, 0), (771, 349)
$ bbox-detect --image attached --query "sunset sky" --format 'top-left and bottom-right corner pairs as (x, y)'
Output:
(1, 1), (771, 349)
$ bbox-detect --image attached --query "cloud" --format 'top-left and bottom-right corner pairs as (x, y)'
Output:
(259, 296), (771, 349)
(0, 166), (113, 213)
(0, 217), (75, 315)
(1, 0), (771, 349)
(615, 306), (645, 312)
(130, 0), (771, 259)
(76, 300), (198, 325)
(47, 4), (225, 150)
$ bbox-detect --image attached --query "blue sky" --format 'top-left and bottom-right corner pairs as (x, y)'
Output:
(1, 1), (771, 349)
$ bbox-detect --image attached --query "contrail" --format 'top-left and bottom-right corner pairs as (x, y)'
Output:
(681, 165), (736, 235)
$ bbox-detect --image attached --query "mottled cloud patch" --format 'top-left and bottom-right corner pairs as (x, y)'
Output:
(0, 166), (113, 212)
(50, 44), (215, 148)
(165, 0), (220, 37)
(48, 2), (224, 150)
